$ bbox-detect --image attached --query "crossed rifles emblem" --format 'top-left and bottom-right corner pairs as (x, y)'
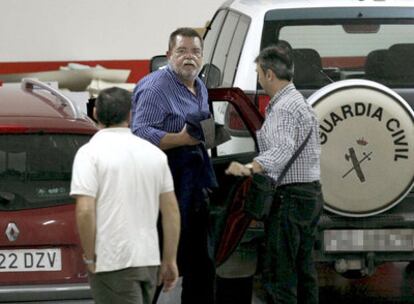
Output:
(342, 147), (373, 183)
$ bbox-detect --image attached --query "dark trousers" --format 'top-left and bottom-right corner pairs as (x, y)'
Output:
(179, 194), (216, 304)
(152, 191), (215, 304)
(263, 181), (323, 304)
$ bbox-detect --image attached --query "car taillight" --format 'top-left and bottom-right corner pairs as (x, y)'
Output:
(257, 94), (270, 115)
(0, 125), (29, 133)
(244, 92), (270, 115)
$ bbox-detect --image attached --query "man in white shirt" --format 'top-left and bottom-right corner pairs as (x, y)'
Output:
(70, 87), (180, 304)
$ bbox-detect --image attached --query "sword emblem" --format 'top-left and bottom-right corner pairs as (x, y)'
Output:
(342, 147), (372, 182)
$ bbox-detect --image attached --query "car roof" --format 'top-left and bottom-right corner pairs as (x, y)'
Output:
(0, 82), (96, 134)
(223, 0), (414, 17)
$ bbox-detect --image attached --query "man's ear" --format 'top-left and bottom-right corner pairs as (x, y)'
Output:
(93, 107), (98, 121)
(127, 111), (132, 126)
(166, 50), (172, 60)
(265, 69), (274, 80)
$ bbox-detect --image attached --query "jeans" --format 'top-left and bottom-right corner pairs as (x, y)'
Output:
(263, 181), (323, 304)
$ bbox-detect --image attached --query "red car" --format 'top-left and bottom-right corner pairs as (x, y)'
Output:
(0, 79), (97, 302)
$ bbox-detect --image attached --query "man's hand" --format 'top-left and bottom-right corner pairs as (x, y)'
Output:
(86, 263), (96, 273)
(178, 124), (200, 146)
(158, 261), (179, 292)
(159, 124), (200, 150)
(225, 161), (252, 176)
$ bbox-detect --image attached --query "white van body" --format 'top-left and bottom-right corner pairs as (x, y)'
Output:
(204, 0), (414, 276)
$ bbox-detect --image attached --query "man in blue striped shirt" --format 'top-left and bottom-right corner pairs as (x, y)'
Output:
(131, 28), (216, 304)
(226, 42), (323, 304)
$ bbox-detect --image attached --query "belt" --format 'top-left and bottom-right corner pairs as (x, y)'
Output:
(276, 180), (320, 190)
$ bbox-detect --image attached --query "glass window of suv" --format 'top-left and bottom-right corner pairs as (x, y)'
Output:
(204, 10), (250, 88)
(261, 9), (414, 89)
(222, 14), (249, 87)
(0, 134), (90, 211)
(204, 9), (227, 65)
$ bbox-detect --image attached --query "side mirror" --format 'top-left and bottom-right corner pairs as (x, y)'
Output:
(150, 55), (168, 72)
(199, 63), (221, 88)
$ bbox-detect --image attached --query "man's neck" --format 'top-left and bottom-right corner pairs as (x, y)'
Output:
(269, 80), (290, 98)
(181, 78), (197, 95)
(98, 121), (129, 129)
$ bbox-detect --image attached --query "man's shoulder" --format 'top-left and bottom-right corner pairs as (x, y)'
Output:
(73, 139), (93, 162)
(280, 88), (306, 108)
(135, 68), (172, 92)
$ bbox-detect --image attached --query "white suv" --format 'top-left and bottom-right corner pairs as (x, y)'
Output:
(202, 0), (414, 277)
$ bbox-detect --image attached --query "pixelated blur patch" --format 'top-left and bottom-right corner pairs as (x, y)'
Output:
(324, 229), (414, 252)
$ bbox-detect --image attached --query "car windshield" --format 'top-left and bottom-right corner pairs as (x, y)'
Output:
(0, 134), (90, 210)
(263, 20), (414, 89)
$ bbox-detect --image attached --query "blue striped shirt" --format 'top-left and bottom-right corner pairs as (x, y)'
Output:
(131, 65), (209, 146)
(254, 83), (320, 185)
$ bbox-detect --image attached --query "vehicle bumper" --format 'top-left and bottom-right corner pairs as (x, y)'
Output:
(0, 283), (91, 302)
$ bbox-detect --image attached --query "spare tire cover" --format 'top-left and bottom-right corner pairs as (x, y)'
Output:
(308, 79), (414, 217)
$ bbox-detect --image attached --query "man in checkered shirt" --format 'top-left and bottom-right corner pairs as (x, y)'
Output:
(226, 41), (323, 304)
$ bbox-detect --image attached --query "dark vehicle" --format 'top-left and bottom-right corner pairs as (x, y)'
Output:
(0, 79), (97, 302)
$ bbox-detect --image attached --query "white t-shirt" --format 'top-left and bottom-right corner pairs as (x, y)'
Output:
(70, 128), (174, 272)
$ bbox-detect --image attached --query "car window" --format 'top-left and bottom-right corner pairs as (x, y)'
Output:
(222, 14), (250, 87)
(210, 11), (239, 82)
(204, 10), (251, 88)
(0, 134), (90, 210)
(203, 9), (227, 65)
(262, 20), (414, 89)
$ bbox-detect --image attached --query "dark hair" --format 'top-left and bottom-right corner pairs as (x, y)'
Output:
(168, 27), (203, 51)
(255, 40), (294, 81)
(95, 87), (131, 127)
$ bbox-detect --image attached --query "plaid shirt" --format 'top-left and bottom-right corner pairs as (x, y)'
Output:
(254, 83), (320, 185)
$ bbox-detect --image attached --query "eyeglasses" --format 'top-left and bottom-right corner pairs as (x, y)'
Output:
(173, 48), (202, 58)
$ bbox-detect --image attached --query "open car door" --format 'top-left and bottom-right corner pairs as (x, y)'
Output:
(208, 88), (264, 278)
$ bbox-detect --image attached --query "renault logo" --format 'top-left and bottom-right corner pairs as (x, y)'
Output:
(5, 222), (19, 242)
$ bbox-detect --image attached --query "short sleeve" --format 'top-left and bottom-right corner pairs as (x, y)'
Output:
(70, 146), (99, 198)
(160, 158), (174, 194)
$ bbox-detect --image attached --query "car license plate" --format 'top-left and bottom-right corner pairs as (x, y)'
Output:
(0, 248), (62, 272)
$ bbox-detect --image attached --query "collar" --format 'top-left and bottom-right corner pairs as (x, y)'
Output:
(266, 83), (295, 113)
(97, 127), (132, 134)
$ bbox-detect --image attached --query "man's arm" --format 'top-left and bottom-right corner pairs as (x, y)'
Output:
(225, 160), (264, 176)
(131, 88), (199, 150)
(159, 125), (200, 150)
(158, 191), (180, 292)
(75, 195), (96, 273)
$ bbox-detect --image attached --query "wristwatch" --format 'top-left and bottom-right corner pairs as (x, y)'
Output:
(82, 254), (95, 265)
(245, 163), (254, 174)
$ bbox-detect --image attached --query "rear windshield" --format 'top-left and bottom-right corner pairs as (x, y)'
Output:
(263, 19), (414, 89)
(0, 134), (90, 210)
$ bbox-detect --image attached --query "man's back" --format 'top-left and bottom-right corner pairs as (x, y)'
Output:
(72, 127), (174, 272)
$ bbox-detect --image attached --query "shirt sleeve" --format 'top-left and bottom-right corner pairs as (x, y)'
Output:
(131, 87), (167, 147)
(254, 108), (296, 174)
(70, 146), (98, 198)
(160, 157), (175, 194)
